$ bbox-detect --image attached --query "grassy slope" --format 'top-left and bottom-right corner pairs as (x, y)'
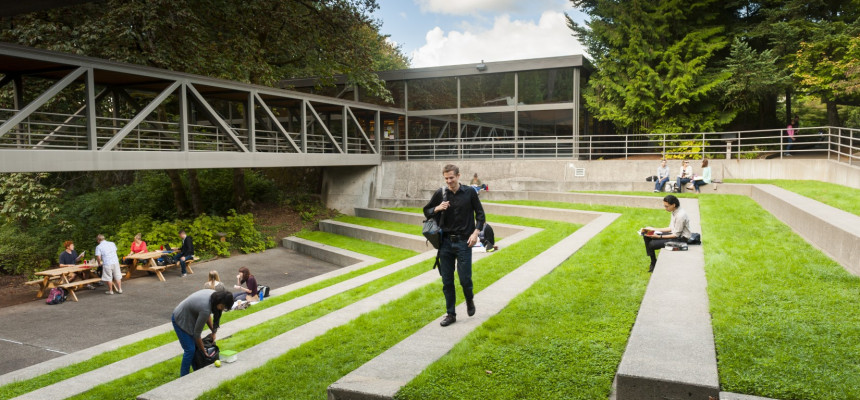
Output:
(700, 195), (860, 399)
(0, 233), (414, 400)
(724, 179), (860, 215)
(196, 215), (580, 400)
(397, 201), (662, 399)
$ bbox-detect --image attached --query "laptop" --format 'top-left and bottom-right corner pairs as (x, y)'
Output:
(163, 244), (173, 252)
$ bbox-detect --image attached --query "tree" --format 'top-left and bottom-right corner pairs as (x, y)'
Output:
(794, 24), (860, 126)
(0, 173), (65, 229)
(719, 38), (791, 127)
(568, 0), (733, 133)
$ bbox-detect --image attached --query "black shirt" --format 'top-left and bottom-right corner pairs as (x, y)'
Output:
(423, 184), (486, 236)
(59, 250), (78, 266)
(179, 236), (194, 256)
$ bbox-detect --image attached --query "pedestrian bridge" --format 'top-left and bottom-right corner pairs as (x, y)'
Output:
(0, 43), (404, 172)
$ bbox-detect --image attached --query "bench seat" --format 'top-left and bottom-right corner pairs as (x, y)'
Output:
(59, 278), (103, 302)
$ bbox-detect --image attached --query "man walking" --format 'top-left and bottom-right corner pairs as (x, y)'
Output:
(178, 230), (195, 277)
(95, 234), (122, 295)
(423, 164), (486, 327)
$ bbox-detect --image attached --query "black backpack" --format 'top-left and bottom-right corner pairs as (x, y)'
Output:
(192, 334), (219, 371)
(479, 224), (495, 248)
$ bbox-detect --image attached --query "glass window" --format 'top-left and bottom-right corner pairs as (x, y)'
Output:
(518, 68), (574, 105)
(359, 80), (405, 108)
(518, 109), (573, 137)
(459, 72), (516, 108)
(407, 77), (457, 110)
(461, 112), (515, 158)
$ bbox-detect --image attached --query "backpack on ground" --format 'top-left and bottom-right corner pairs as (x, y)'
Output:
(192, 334), (219, 371)
(257, 285), (269, 299)
(687, 233), (702, 245)
(46, 288), (66, 305)
(479, 224), (495, 250)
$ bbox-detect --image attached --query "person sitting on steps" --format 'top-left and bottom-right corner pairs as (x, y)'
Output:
(640, 194), (691, 272)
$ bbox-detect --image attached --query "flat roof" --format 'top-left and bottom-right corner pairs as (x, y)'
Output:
(283, 54), (592, 88)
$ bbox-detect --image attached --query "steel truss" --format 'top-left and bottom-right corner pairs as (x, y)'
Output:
(0, 42), (403, 172)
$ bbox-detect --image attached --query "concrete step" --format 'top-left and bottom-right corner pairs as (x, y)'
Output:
(10, 247), (434, 400)
(283, 236), (381, 268)
(327, 212), (620, 400)
(319, 219), (431, 253)
(0, 240), (380, 388)
(370, 198), (608, 225)
(614, 198), (720, 400)
(136, 225), (542, 400)
(354, 207), (524, 239)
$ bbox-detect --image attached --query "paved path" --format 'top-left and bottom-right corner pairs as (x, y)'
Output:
(614, 198), (720, 400)
(0, 248), (340, 377)
(327, 212), (619, 400)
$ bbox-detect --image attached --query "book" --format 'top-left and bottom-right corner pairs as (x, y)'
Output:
(638, 228), (657, 236)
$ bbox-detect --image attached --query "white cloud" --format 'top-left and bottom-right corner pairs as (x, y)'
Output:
(415, 0), (560, 15)
(410, 11), (585, 68)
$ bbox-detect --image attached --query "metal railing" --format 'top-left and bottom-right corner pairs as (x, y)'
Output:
(381, 126), (859, 165)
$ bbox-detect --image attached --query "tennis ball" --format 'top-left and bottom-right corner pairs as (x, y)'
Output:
(214, 360), (221, 368)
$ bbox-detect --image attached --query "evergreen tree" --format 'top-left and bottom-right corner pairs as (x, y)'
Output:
(568, 0), (733, 133)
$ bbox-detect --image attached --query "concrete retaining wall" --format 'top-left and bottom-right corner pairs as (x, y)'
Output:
(318, 220), (431, 253)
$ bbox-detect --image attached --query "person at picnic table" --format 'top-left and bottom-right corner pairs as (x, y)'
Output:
(171, 289), (234, 376)
(58, 241), (93, 289)
(177, 230), (194, 278)
(203, 270), (226, 292)
(640, 194), (691, 273)
(95, 234), (123, 295)
(233, 266), (258, 301)
(123, 233), (148, 266)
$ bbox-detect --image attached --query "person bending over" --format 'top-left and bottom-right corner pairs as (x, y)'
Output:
(233, 266), (258, 301)
(171, 289), (233, 376)
(640, 195), (691, 272)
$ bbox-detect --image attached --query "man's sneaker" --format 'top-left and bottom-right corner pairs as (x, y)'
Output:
(105, 291), (114, 295)
(117, 289), (123, 294)
(181, 274), (187, 278)
(86, 284), (95, 290)
(440, 314), (456, 327)
(466, 299), (476, 317)
(653, 190), (659, 193)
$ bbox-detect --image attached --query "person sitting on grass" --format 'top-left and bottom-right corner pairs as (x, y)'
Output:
(640, 194), (691, 273)
(233, 266), (258, 301)
(203, 270), (226, 292)
(171, 289), (233, 377)
(692, 158), (712, 193)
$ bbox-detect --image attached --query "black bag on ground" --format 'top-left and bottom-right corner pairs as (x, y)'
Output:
(258, 285), (270, 298)
(687, 233), (701, 245)
(479, 224), (495, 248)
(645, 175), (658, 182)
(192, 334), (219, 371)
(422, 187), (447, 250)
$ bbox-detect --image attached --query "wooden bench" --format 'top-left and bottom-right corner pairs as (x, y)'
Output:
(59, 278), (102, 302)
(25, 276), (62, 297)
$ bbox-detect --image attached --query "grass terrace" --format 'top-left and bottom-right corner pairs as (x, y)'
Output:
(197, 214), (581, 399)
(700, 195), (860, 399)
(724, 179), (860, 215)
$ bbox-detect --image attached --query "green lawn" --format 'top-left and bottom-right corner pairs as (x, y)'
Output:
(196, 215), (580, 400)
(398, 201), (662, 399)
(333, 215), (423, 236)
(724, 179), (860, 215)
(0, 233), (414, 400)
(570, 190), (702, 198)
(700, 195), (860, 399)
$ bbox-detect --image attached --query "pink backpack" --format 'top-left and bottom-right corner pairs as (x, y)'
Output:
(46, 288), (66, 305)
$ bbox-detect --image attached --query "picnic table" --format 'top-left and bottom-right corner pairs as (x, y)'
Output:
(125, 251), (196, 282)
(28, 264), (101, 302)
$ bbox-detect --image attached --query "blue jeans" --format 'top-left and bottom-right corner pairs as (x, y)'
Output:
(677, 177), (691, 192)
(655, 177), (668, 191)
(172, 315), (196, 376)
(693, 179), (708, 192)
(438, 236), (473, 317)
(178, 254), (192, 274)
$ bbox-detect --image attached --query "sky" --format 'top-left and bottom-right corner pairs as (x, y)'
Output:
(373, 0), (589, 68)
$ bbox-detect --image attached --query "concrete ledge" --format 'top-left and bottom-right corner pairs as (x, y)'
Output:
(327, 212), (619, 400)
(353, 207), (524, 239)
(750, 184), (860, 275)
(511, 180), (656, 192)
(615, 198), (720, 400)
(319, 220), (430, 253)
(283, 236), (380, 268)
(369, 198), (606, 225)
(721, 392), (780, 400)
(482, 190), (663, 209)
(136, 227), (541, 400)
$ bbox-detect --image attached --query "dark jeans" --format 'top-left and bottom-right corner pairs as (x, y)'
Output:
(438, 235), (473, 317)
(178, 254), (193, 274)
(643, 236), (671, 262)
(234, 291), (248, 301)
(786, 137), (794, 153)
(677, 177), (691, 192)
(172, 315), (196, 377)
(693, 179), (708, 192)
(655, 177), (669, 191)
